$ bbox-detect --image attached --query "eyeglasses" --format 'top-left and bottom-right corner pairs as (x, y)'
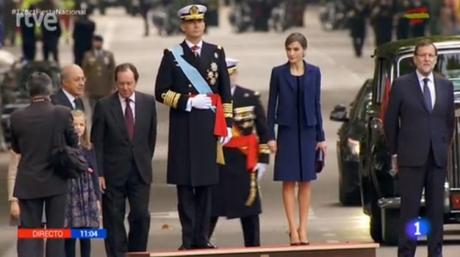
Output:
(415, 53), (437, 59)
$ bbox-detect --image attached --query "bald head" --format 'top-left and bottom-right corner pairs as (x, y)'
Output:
(61, 64), (85, 98)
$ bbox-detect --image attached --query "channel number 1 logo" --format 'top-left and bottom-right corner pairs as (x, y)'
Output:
(406, 218), (431, 240)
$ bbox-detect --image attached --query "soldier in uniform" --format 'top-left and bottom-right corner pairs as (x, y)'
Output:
(209, 59), (270, 247)
(155, 4), (233, 250)
(73, 13), (96, 66)
(82, 35), (116, 108)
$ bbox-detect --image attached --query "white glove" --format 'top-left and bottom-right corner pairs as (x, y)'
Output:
(190, 94), (212, 109)
(219, 127), (233, 145)
(254, 163), (267, 181)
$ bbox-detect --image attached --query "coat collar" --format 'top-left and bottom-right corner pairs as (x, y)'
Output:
(180, 40), (210, 79)
(281, 61), (314, 89)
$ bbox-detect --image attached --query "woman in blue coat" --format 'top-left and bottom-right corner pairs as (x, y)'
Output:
(267, 32), (327, 246)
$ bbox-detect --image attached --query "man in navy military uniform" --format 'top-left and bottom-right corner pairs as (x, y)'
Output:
(209, 58), (270, 247)
(154, 4), (233, 250)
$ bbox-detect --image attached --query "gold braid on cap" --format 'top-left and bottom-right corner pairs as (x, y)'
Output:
(228, 66), (237, 75)
(182, 5), (205, 20)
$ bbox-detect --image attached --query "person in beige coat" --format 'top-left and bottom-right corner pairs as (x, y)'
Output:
(8, 150), (20, 224)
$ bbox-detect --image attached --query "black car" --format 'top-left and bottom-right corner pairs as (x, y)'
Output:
(360, 36), (460, 245)
(1, 61), (61, 145)
(330, 79), (372, 206)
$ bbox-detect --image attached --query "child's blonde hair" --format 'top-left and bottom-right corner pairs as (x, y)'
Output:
(71, 110), (92, 150)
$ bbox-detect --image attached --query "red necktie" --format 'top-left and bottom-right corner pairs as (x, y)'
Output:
(124, 98), (134, 140)
(191, 45), (200, 57)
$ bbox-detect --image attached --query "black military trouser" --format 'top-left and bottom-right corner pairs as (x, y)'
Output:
(177, 185), (212, 249)
(209, 215), (260, 247)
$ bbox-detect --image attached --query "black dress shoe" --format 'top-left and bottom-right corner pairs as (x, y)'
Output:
(194, 242), (217, 249)
(178, 245), (191, 251)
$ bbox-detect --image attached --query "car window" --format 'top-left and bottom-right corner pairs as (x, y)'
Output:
(398, 51), (460, 91)
(349, 83), (368, 120)
(349, 82), (372, 121)
(374, 58), (392, 104)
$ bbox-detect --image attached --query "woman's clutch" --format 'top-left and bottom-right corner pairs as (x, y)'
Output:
(316, 149), (325, 173)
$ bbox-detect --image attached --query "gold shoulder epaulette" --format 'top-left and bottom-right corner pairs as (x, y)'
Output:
(254, 91), (260, 97)
(259, 144), (271, 154)
(223, 102), (233, 118)
(217, 45), (222, 50)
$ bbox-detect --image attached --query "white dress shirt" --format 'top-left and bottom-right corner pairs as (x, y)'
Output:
(62, 88), (77, 109)
(185, 40), (203, 56)
(415, 70), (436, 109)
(118, 93), (136, 119)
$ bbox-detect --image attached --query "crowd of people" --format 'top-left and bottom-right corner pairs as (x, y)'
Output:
(335, 0), (460, 57)
(4, 3), (328, 257)
(3, 2), (455, 257)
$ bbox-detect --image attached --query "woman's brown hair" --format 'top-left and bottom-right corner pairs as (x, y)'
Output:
(285, 32), (308, 49)
(71, 110), (92, 150)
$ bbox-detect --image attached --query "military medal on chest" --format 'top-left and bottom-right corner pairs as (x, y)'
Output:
(207, 62), (219, 86)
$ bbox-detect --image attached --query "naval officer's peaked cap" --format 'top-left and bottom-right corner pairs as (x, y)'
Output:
(177, 4), (207, 21)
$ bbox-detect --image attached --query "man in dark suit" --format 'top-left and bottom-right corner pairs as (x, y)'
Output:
(10, 72), (78, 257)
(154, 4), (233, 250)
(209, 59), (270, 247)
(51, 64), (86, 111)
(384, 39), (455, 257)
(91, 63), (157, 257)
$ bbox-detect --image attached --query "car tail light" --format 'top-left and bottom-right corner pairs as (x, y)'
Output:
(450, 192), (460, 210)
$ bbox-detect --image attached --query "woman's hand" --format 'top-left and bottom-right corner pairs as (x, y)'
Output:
(316, 141), (327, 156)
(267, 140), (277, 153)
(10, 200), (20, 220)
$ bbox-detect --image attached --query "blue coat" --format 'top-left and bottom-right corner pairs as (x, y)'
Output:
(267, 61), (325, 141)
(267, 61), (325, 181)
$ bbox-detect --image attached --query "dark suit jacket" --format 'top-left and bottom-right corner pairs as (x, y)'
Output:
(267, 61), (325, 141)
(51, 89), (83, 110)
(91, 92), (157, 185)
(10, 101), (78, 199)
(384, 72), (454, 167)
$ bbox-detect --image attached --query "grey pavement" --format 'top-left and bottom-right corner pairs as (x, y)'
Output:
(0, 5), (459, 257)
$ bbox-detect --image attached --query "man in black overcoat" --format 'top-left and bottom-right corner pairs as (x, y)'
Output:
(154, 4), (233, 250)
(10, 72), (78, 257)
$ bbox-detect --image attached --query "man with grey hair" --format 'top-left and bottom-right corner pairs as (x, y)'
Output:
(10, 72), (78, 257)
(51, 64), (86, 111)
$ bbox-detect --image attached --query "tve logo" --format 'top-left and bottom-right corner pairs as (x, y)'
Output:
(14, 9), (85, 31)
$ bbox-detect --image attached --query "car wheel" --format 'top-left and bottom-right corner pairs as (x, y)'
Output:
(381, 208), (399, 245)
(339, 182), (360, 205)
(370, 201), (382, 243)
(338, 161), (361, 206)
